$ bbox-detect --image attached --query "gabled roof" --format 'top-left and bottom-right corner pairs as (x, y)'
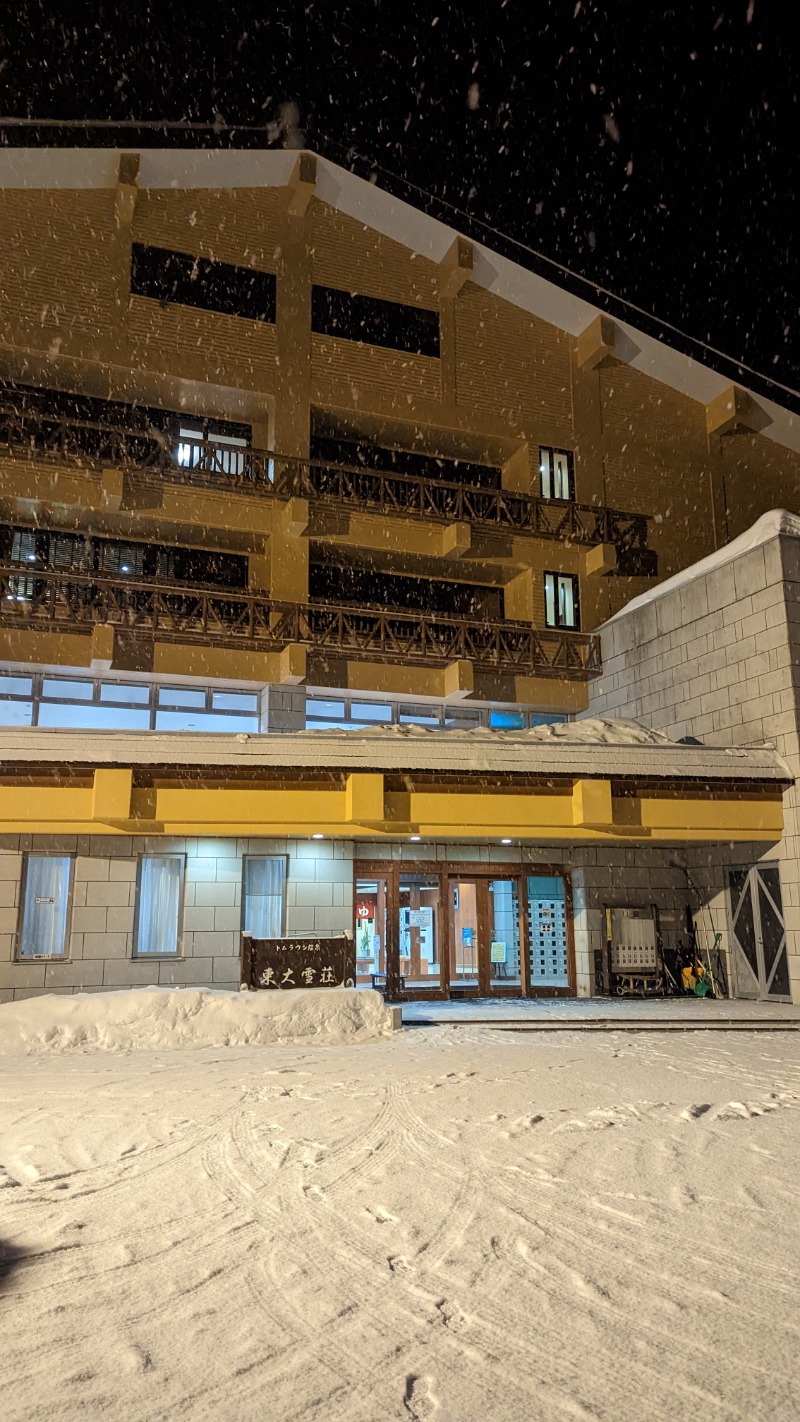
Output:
(1, 147), (799, 458)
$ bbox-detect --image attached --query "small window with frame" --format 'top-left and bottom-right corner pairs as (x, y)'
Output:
(17, 854), (74, 959)
(134, 855), (184, 956)
(539, 447), (574, 502)
(544, 571), (580, 629)
(243, 857), (287, 939)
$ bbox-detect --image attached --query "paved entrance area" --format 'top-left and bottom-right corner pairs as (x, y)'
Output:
(401, 996), (800, 1028)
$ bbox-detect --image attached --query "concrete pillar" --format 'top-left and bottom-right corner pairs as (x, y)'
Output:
(274, 199), (312, 461)
(260, 685), (307, 733)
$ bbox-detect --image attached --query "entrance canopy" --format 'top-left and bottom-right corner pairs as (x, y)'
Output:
(0, 718), (789, 842)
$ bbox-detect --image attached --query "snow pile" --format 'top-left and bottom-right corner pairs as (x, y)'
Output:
(0, 986), (395, 1054)
(298, 717), (672, 745)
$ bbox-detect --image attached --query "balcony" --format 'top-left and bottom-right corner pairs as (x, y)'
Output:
(0, 403), (654, 560)
(0, 566), (601, 680)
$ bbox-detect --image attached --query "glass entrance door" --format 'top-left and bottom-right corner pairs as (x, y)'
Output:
(399, 873), (441, 992)
(449, 877), (523, 994)
(354, 875), (388, 987)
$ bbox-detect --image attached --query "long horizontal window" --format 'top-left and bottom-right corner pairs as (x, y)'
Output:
(309, 562), (503, 619)
(131, 244), (276, 324)
(0, 671), (562, 735)
(1, 526), (248, 592)
(312, 285), (440, 358)
(0, 673), (259, 733)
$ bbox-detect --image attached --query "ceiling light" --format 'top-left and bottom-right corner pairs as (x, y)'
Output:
(312, 833), (324, 840)
(409, 835), (421, 842)
(500, 838), (512, 845)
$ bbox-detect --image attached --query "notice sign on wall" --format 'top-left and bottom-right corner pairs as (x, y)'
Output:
(241, 932), (356, 990)
(490, 941), (507, 963)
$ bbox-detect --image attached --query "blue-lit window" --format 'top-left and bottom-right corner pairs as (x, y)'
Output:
(490, 710), (526, 729)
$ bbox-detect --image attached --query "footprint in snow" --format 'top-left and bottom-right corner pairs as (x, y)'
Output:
(365, 1205), (398, 1225)
(404, 1374), (449, 1421)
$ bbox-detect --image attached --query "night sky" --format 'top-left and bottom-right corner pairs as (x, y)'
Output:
(2, 2), (798, 403)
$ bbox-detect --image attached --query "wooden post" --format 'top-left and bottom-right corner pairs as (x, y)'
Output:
(241, 932), (253, 989)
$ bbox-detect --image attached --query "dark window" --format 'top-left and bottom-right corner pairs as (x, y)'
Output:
(310, 434), (498, 489)
(3, 525), (247, 591)
(310, 562), (503, 619)
(539, 447), (574, 501)
(617, 545), (659, 578)
(131, 244), (276, 324)
(311, 286), (440, 357)
(543, 572), (580, 629)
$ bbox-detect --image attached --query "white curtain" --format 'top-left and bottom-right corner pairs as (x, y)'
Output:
(244, 857), (286, 939)
(20, 856), (71, 958)
(136, 856), (182, 955)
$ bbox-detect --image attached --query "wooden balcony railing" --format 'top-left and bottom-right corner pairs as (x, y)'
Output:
(0, 566), (601, 679)
(0, 404), (652, 556)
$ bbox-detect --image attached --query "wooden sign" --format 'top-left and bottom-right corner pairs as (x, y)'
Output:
(240, 932), (356, 990)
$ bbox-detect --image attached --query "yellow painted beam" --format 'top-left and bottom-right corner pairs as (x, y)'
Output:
(0, 780), (784, 843)
(407, 790), (574, 831)
(617, 795), (784, 836)
(345, 773), (384, 824)
(154, 787), (345, 825)
(573, 778), (613, 828)
(0, 787), (94, 821)
(91, 768), (133, 822)
(583, 542), (617, 577)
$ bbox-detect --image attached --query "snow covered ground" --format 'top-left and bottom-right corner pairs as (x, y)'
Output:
(1, 1009), (799, 1421)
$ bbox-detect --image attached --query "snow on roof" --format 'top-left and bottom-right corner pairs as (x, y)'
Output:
(0, 720), (789, 782)
(2, 148), (800, 458)
(604, 508), (800, 626)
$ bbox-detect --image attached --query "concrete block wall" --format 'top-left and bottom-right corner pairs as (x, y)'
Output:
(0, 830), (775, 1003)
(0, 835), (355, 1002)
(586, 529), (800, 1000)
(570, 843), (761, 998)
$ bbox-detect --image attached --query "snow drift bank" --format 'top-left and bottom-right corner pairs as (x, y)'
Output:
(0, 986), (396, 1054)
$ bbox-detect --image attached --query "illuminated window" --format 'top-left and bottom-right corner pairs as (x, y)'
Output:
(539, 447), (574, 501)
(544, 572), (580, 629)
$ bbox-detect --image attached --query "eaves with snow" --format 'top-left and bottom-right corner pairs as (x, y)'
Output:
(1, 147), (799, 459)
(0, 720), (790, 785)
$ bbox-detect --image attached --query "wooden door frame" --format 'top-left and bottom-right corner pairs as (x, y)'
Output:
(353, 858), (576, 1000)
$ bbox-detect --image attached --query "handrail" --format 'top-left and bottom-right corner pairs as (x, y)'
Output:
(0, 403), (651, 551)
(0, 564), (601, 679)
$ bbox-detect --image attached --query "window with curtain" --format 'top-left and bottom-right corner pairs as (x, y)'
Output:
(18, 855), (72, 958)
(243, 857), (286, 938)
(135, 856), (183, 956)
